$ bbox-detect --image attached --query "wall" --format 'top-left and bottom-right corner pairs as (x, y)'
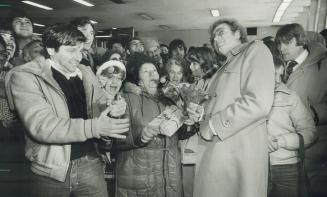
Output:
(137, 26), (280, 47)
(138, 29), (210, 47)
(295, 0), (327, 32)
(138, 0), (327, 47)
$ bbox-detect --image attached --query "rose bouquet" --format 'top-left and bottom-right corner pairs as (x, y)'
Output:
(147, 81), (210, 137)
(161, 82), (210, 113)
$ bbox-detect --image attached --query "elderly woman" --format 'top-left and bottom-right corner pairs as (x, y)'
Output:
(164, 58), (185, 85)
(115, 53), (182, 197)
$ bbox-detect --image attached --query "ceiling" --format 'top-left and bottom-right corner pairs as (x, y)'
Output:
(0, 0), (311, 32)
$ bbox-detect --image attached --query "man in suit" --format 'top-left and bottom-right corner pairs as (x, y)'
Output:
(276, 23), (327, 197)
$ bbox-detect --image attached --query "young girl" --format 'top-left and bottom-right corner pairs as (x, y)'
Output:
(268, 56), (317, 197)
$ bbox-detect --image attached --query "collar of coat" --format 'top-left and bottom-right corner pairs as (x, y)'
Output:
(123, 81), (160, 100)
(5, 56), (95, 110)
(12, 56), (93, 85)
(220, 41), (261, 66)
(300, 42), (327, 69)
(230, 42), (249, 56)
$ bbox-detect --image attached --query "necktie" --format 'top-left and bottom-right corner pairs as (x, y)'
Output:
(284, 60), (297, 82)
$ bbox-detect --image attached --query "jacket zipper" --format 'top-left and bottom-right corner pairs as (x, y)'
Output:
(90, 85), (94, 118)
(163, 136), (167, 197)
(158, 103), (167, 197)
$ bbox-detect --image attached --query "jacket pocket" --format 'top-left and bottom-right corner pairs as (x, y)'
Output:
(272, 93), (293, 107)
(117, 171), (156, 190)
(223, 64), (241, 74)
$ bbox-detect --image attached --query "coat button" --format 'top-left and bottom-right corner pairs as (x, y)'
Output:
(223, 120), (230, 127)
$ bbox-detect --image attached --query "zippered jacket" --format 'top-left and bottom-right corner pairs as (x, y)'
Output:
(5, 56), (106, 182)
(268, 83), (317, 165)
(115, 82), (181, 197)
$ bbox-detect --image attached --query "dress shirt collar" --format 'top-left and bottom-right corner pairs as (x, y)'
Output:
(47, 59), (83, 80)
(293, 49), (308, 71)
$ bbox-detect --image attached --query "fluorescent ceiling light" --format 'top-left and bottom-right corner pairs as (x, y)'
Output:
(273, 17), (281, 23)
(211, 9), (220, 17)
(73, 0), (94, 7)
(97, 30), (104, 33)
(272, 0), (293, 23)
(90, 20), (98, 24)
(32, 32), (42, 36)
(138, 13), (154, 20)
(96, 35), (112, 38)
(112, 27), (117, 30)
(0, 4), (11, 7)
(275, 10), (284, 17)
(33, 23), (45, 27)
(22, 1), (53, 10)
(279, 2), (291, 10)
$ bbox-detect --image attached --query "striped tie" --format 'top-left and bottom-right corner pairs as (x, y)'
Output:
(284, 60), (297, 82)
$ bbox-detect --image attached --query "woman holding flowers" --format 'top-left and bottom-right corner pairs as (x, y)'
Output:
(174, 47), (218, 197)
(115, 53), (182, 197)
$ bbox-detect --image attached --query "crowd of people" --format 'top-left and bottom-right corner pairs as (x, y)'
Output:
(1, 12), (327, 197)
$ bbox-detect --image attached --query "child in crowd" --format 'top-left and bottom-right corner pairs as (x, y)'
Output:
(22, 40), (44, 62)
(268, 56), (317, 197)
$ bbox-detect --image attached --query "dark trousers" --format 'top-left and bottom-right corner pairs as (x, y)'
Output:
(30, 154), (108, 197)
(268, 163), (299, 197)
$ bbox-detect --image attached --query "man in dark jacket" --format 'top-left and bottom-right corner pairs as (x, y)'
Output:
(276, 23), (327, 197)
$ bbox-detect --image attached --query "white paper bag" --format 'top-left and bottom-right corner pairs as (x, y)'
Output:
(148, 105), (184, 137)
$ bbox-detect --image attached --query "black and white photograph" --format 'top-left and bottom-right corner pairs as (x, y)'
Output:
(0, 0), (327, 196)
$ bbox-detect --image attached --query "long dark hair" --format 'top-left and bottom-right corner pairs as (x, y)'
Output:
(186, 47), (219, 82)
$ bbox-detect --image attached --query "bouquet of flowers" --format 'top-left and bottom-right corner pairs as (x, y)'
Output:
(146, 81), (209, 137)
(161, 82), (210, 113)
